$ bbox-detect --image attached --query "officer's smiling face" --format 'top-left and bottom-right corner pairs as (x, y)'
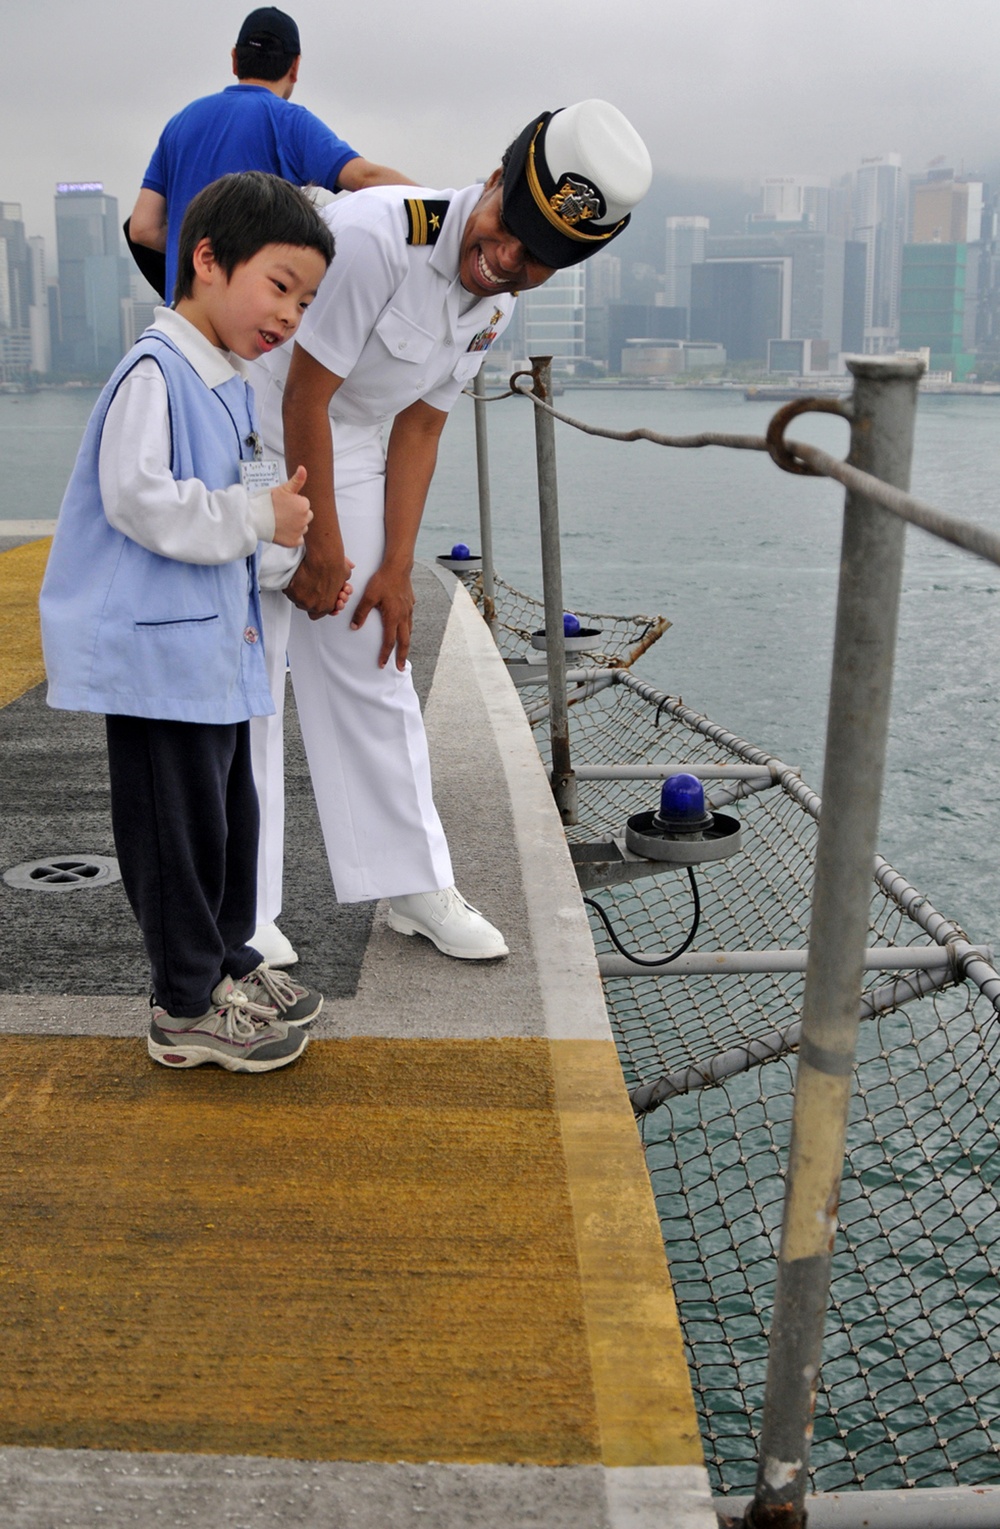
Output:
(459, 171), (556, 298)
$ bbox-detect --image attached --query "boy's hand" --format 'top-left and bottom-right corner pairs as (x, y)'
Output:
(270, 465), (312, 547)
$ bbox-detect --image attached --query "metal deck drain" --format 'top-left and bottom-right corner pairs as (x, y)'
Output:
(3, 854), (121, 892)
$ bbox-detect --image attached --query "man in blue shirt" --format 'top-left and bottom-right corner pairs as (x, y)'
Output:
(128, 7), (410, 300)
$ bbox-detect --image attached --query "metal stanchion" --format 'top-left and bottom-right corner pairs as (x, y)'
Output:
(529, 355), (577, 825)
(746, 357), (923, 1529)
(471, 367), (496, 629)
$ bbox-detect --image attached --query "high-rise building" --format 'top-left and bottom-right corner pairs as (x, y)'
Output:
(0, 203), (34, 381)
(899, 243), (974, 379)
(664, 216), (709, 317)
(28, 237), (51, 376)
(53, 182), (127, 378)
(900, 174), (985, 379)
(692, 230), (847, 363)
(758, 176), (830, 232)
(518, 266), (586, 369)
(911, 173), (983, 245)
(852, 154), (905, 353)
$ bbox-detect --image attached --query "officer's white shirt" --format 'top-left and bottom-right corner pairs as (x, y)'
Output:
(99, 306), (276, 564)
(248, 183), (516, 447)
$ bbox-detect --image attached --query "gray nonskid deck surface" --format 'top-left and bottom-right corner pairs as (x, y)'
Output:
(0, 1451), (611, 1529)
(0, 564), (452, 1028)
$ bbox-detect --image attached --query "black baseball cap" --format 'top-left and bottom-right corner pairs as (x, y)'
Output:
(236, 7), (300, 54)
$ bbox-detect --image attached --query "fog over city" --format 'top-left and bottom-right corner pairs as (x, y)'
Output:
(5, 0), (1000, 252)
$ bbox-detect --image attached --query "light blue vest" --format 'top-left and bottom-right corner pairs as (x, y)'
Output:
(40, 332), (274, 724)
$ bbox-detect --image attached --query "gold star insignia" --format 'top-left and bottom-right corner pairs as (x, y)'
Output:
(429, 212), (441, 231)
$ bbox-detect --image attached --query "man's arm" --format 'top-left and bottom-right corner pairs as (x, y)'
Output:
(282, 342), (352, 619)
(351, 398), (448, 670)
(336, 157), (416, 192)
(128, 188), (169, 253)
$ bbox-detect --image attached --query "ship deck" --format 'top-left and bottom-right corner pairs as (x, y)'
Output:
(0, 528), (714, 1529)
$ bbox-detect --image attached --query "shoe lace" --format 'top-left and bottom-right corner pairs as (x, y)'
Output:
(244, 963), (301, 1008)
(219, 986), (280, 1038)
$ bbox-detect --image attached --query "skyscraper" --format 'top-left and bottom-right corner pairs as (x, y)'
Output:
(519, 266), (586, 368)
(53, 182), (126, 378)
(852, 154), (905, 354)
(664, 216), (709, 319)
(0, 203), (34, 382)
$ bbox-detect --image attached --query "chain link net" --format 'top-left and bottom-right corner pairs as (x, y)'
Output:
(456, 569), (669, 672)
(486, 574), (1000, 1499)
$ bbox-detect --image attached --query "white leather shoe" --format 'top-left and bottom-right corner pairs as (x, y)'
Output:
(387, 886), (509, 960)
(250, 921), (299, 968)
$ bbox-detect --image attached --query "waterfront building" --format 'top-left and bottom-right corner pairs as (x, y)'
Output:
(851, 153), (905, 353)
(518, 266), (586, 371)
(690, 260), (782, 362)
(664, 215), (709, 320)
(28, 238), (51, 377)
(53, 182), (127, 379)
(621, 337), (725, 377)
(767, 337), (830, 374)
(692, 230), (846, 363)
(0, 203), (35, 383)
(604, 303), (686, 374)
(584, 250), (622, 367)
(899, 173), (984, 378)
(899, 243), (974, 380)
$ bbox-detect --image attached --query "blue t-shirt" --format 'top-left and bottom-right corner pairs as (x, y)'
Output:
(142, 83), (358, 299)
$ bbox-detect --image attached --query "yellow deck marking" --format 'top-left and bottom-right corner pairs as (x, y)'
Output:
(550, 1039), (704, 1466)
(0, 538), (50, 708)
(0, 1036), (605, 1463)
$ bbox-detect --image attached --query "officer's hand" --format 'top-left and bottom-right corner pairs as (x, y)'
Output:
(351, 567), (414, 669)
(286, 550), (355, 619)
(270, 465), (312, 548)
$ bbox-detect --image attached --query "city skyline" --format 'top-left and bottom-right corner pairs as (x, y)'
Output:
(4, 0), (1000, 259)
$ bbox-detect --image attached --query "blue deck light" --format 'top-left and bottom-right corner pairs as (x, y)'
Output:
(654, 773), (714, 836)
(451, 543), (471, 559)
(563, 612), (581, 636)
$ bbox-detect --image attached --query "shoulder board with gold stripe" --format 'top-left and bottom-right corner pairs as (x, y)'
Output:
(404, 199), (449, 246)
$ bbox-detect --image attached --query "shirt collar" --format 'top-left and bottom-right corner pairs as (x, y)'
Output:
(151, 306), (244, 390)
(428, 183), (482, 287)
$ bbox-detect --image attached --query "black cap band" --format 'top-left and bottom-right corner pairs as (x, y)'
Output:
(500, 112), (630, 269)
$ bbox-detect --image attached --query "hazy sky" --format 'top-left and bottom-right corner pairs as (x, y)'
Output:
(5, 0), (1000, 254)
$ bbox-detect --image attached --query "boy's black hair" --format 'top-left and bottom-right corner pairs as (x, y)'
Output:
(173, 172), (335, 303)
(233, 41), (297, 81)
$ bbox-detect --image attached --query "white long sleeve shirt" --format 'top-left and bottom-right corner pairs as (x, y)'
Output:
(98, 306), (276, 564)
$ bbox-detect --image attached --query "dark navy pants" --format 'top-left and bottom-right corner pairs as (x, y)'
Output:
(105, 715), (262, 1018)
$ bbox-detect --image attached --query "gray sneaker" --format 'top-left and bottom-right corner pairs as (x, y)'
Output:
(147, 977), (308, 1073)
(235, 962), (323, 1028)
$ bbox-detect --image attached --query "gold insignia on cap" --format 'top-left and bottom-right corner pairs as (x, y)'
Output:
(525, 123), (625, 244)
(550, 178), (602, 226)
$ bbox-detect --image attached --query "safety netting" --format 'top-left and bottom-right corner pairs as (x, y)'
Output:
(487, 579), (1000, 1498)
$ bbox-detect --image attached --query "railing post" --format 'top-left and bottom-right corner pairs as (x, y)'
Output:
(746, 357), (923, 1528)
(529, 354), (578, 825)
(472, 367), (497, 630)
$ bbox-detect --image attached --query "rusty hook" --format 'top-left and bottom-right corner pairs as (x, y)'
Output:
(766, 396), (852, 476)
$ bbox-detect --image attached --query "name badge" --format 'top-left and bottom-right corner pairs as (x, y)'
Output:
(240, 459), (282, 494)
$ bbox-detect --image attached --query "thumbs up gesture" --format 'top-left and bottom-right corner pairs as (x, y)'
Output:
(270, 464), (313, 547)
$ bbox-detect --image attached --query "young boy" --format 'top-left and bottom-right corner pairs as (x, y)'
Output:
(40, 171), (335, 1074)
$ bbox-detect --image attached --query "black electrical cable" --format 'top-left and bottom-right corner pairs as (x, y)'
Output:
(583, 866), (701, 968)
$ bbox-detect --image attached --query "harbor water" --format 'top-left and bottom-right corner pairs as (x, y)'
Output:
(3, 380), (998, 952)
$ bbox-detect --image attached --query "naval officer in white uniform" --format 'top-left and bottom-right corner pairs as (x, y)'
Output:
(248, 100), (652, 965)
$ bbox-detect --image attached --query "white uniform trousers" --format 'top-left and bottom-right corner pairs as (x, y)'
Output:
(251, 438), (453, 912)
